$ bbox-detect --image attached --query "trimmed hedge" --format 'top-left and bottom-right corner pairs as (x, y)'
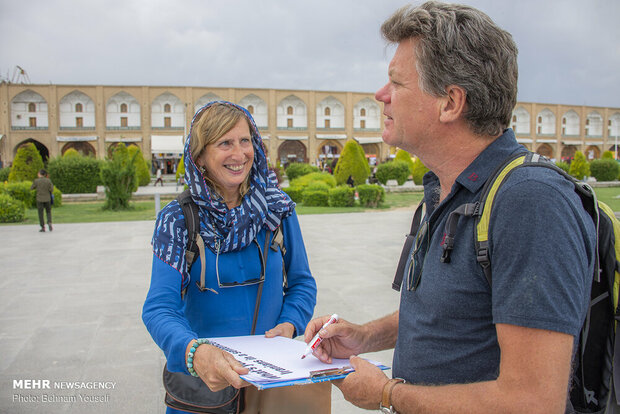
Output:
(302, 189), (329, 206)
(285, 163), (319, 181)
(282, 186), (304, 203)
(590, 159), (620, 182)
(0, 193), (25, 223)
(328, 185), (355, 207)
(394, 150), (414, 175)
(48, 155), (103, 193)
(357, 184), (385, 208)
(290, 172), (337, 189)
(375, 161), (410, 185)
(3, 181), (35, 208)
(555, 161), (570, 173)
(411, 158), (430, 185)
(0, 167), (10, 182)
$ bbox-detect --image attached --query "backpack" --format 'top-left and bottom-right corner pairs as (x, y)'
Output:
(175, 189), (287, 300)
(392, 151), (620, 413)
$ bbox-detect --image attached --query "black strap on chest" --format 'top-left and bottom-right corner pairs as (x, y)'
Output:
(392, 201), (425, 292)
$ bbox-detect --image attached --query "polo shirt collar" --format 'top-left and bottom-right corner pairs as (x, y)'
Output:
(455, 128), (525, 194)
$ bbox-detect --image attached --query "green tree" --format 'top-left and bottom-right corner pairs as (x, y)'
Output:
(568, 151), (590, 180)
(334, 140), (370, 186)
(8, 143), (44, 182)
(176, 156), (185, 181)
(411, 157), (430, 185)
(355, 141), (371, 177)
(127, 145), (151, 188)
(602, 150), (614, 160)
(394, 149), (414, 175)
(62, 148), (81, 158)
(100, 144), (137, 210)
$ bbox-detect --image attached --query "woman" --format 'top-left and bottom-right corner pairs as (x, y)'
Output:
(142, 101), (330, 413)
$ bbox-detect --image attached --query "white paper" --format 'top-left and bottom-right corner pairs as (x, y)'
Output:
(207, 335), (386, 388)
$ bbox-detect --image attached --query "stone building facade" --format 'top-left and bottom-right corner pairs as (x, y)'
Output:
(1, 83), (619, 171)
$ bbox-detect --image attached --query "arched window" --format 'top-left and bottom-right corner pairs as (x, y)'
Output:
(360, 108), (366, 117)
(247, 105), (254, 114)
(120, 103), (128, 113)
(164, 103), (171, 113)
(28, 103), (36, 112)
(287, 106), (294, 115)
(325, 107), (331, 116)
(75, 103), (83, 112)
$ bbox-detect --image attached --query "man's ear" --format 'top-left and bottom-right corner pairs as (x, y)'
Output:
(439, 85), (466, 123)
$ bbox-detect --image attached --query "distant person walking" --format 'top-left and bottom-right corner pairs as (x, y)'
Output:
(31, 169), (53, 232)
(154, 165), (164, 186)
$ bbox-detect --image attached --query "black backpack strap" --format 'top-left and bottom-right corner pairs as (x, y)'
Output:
(271, 223), (288, 288)
(176, 189), (214, 298)
(440, 202), (480, 264)
(392, 200), (425, 292)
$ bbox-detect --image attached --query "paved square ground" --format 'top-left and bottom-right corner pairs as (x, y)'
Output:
(0, 209), (413, 413)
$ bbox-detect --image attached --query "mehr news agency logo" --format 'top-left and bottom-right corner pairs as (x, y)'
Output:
(12, 379), (116, 404)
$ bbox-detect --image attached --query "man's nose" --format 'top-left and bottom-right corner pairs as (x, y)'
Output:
(375, 83), (390, 103)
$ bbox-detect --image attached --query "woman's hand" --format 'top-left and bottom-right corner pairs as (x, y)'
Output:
(265, 322), (295, 338)
(187, 341), (250, 391)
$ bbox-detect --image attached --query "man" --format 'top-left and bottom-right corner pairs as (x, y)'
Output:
(305, 2), (595, 413)
(31, 169), (54, 232)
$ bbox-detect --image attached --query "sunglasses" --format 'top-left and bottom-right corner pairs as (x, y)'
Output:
(201, 238), (266, 290)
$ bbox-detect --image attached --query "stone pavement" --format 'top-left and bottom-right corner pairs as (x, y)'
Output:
(0, 209), (413, 413)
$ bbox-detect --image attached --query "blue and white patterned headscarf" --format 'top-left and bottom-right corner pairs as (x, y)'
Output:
(184, 100), (295, 253)
(152, 101), (295, 277)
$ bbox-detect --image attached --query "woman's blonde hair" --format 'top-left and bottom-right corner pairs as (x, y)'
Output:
(190, 103), (254, 200)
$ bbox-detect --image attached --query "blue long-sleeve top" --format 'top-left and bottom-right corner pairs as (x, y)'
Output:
(142, 211), (317, 374)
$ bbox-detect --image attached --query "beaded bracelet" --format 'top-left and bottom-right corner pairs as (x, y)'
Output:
(187, 338), (210, 377)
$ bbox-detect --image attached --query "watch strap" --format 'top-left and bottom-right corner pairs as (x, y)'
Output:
(381, 378), (405, 412)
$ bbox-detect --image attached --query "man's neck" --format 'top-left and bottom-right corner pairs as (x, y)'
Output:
(419, 128), (499, 203)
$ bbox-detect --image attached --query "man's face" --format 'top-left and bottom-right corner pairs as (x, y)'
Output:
(375, 38), (441, 154)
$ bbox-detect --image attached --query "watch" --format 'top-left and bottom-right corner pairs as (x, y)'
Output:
(379, 378), (405, 413)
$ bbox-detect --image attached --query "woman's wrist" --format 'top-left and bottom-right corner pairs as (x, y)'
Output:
(186, 338), (210, 377)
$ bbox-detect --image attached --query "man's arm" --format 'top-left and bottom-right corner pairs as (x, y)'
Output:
(339, 323), (573, 414)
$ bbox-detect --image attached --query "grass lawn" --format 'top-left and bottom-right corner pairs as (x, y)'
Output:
(4, 187), (618, 226)
(6, 192), (424, 226)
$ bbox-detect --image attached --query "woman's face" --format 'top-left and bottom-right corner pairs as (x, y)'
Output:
(198, 119), (254, 200)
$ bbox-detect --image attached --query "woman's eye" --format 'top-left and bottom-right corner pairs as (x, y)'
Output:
(219, 140), (231, 147)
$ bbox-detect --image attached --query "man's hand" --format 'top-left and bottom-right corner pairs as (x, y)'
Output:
(335, 356), (390, 410)
(265, 322), (295, 338)
(303, 315), (367, 363)
(188, 341), (250, 391)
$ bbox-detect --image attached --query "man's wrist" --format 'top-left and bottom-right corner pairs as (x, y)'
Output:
(379, 378), (405, 413)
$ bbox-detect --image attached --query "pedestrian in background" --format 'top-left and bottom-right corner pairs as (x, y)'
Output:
(31, 169), (54, 232)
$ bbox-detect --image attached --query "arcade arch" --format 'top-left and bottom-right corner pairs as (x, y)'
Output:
(278, 140), (307, 166)
(62, 141), (96, 157)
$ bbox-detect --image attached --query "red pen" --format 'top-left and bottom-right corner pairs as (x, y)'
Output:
(301, 314), (339, 359)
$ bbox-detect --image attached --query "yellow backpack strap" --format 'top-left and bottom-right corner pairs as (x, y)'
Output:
(473, 153), (531, 285)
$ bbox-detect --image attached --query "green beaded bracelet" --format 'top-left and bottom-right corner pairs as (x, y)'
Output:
(187, 338), (210, 377)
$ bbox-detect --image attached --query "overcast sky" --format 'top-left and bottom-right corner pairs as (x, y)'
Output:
(1, 0), (618, 107)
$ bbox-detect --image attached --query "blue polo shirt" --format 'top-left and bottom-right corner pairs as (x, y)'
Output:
(392, 129), (595, 385)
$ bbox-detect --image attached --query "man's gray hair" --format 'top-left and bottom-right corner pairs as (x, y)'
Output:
(381, 1), (518, 137)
